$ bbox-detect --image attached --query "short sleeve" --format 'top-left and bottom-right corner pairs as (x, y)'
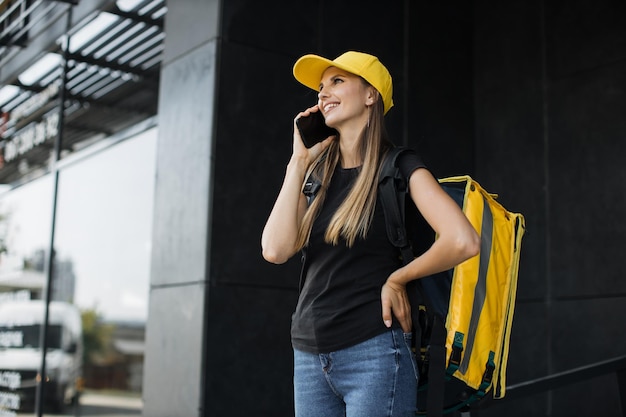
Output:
(397, 149), (428, 181)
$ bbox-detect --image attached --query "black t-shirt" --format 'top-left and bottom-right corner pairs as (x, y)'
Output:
(291, 151), (427, 354)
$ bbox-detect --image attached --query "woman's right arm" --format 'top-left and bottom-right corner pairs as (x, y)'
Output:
(261, 106), (335, 264)
(261, 156), (310, 264)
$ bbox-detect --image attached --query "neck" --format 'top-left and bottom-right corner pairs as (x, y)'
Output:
(338, 139), (360, 168)
(336, 118), (367, 169)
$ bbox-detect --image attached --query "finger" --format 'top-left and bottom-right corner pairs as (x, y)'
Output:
(381, 297), (393, 328)
(400, 315), (412, 333)
(401, 303), (412, 333)
(294, 105), (321, 122)
(389, 297), (412, 333)
(306, 104), (321, 113)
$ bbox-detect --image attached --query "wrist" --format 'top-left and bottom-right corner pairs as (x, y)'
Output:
(387, 267), (410, 287)
(287, 154), (309, 173)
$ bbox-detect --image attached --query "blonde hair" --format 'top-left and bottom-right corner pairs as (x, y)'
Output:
(295, 98), (391, 249)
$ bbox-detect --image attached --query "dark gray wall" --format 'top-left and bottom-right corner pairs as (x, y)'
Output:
(145, 0), (626, 416)
(474, 0), (626, 416)
(207, 1), (414, 416)
(206, 1), (475, 416)
(142, 0), (220, 416)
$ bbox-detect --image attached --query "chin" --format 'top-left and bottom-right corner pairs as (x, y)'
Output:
(324, 116), (338, 128)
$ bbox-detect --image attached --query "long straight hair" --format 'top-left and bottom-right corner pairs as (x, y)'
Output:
(295, 96), (392, 250)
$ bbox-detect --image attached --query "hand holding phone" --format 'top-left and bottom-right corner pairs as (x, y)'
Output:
(295, 111), (337, 148)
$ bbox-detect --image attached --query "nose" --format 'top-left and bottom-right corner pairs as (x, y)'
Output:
(318, 86), (329, 100)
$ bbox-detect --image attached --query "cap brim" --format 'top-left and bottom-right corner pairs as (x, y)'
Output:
(293, 54), (340, 92)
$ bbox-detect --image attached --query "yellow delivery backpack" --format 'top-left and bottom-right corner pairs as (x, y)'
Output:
(378, 147), (526, 416)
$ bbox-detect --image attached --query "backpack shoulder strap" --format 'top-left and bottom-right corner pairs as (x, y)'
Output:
(378, 146), (414, 266)
(303, 146), (416, 263)
(380, 147), (448, 416)
(303, 175), (322, 205)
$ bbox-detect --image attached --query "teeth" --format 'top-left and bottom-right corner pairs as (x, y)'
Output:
(324, 103), (338, 112)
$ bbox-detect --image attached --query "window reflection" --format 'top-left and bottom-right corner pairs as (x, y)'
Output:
(0, 300), (82, 414)
(0, 176), (55, 415)
(0, 126), (155, 416)
(0, 176), (53, 300)
(53, 127), (156, 415)
(0, 323), (61, 349)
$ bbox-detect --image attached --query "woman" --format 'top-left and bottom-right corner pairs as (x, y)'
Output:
(261, 51), (480, 417)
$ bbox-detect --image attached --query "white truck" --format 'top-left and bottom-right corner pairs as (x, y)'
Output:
(0, 300), (83, 413)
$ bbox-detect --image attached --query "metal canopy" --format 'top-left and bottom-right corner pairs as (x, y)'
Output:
(0, 0), (166, 185)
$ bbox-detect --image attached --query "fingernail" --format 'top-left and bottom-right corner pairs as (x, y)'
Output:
(384, 320), (392, 328)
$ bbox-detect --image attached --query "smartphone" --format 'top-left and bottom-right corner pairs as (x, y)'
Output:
(296, 111), (337, 148)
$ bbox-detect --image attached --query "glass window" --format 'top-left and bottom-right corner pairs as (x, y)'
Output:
(0, 176), (53, 300)
(52, 126), (157, 415)
(0, 127), (156, 415)
(0, 175), (54, 415)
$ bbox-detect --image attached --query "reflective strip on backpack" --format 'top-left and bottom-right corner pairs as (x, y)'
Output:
(458, 194), (493, 375)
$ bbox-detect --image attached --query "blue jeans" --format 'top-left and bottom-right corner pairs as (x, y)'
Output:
(293, 328), (418, 417)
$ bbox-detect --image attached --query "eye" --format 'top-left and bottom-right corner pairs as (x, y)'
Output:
(319, 76), (344, 90)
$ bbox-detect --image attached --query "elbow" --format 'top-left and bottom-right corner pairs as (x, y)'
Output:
(262, 248), (288, 264)
(261, 241), (294, 264)
(261, 234), (287, 264)
(455, 228), (481, 261)
(465, 229), (481, 259)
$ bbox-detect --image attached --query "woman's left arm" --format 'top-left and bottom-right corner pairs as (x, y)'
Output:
(381, 167), (480, 332)
(400, 168), (480, 279)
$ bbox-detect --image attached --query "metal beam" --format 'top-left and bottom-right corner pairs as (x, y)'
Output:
(66, 51), (158, 81)
(106, 5), (164, 28)
(471, 355), (626, 415)
(0, 0), (117, 85)
(504, 355), (626, 400)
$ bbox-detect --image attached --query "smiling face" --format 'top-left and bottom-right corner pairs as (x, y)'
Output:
(317, 67), (377, 132)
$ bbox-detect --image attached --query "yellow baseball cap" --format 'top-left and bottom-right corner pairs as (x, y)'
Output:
(293, 51), (394, 114)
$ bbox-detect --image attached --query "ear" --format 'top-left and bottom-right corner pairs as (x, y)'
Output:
(365, 86), (379, 107)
